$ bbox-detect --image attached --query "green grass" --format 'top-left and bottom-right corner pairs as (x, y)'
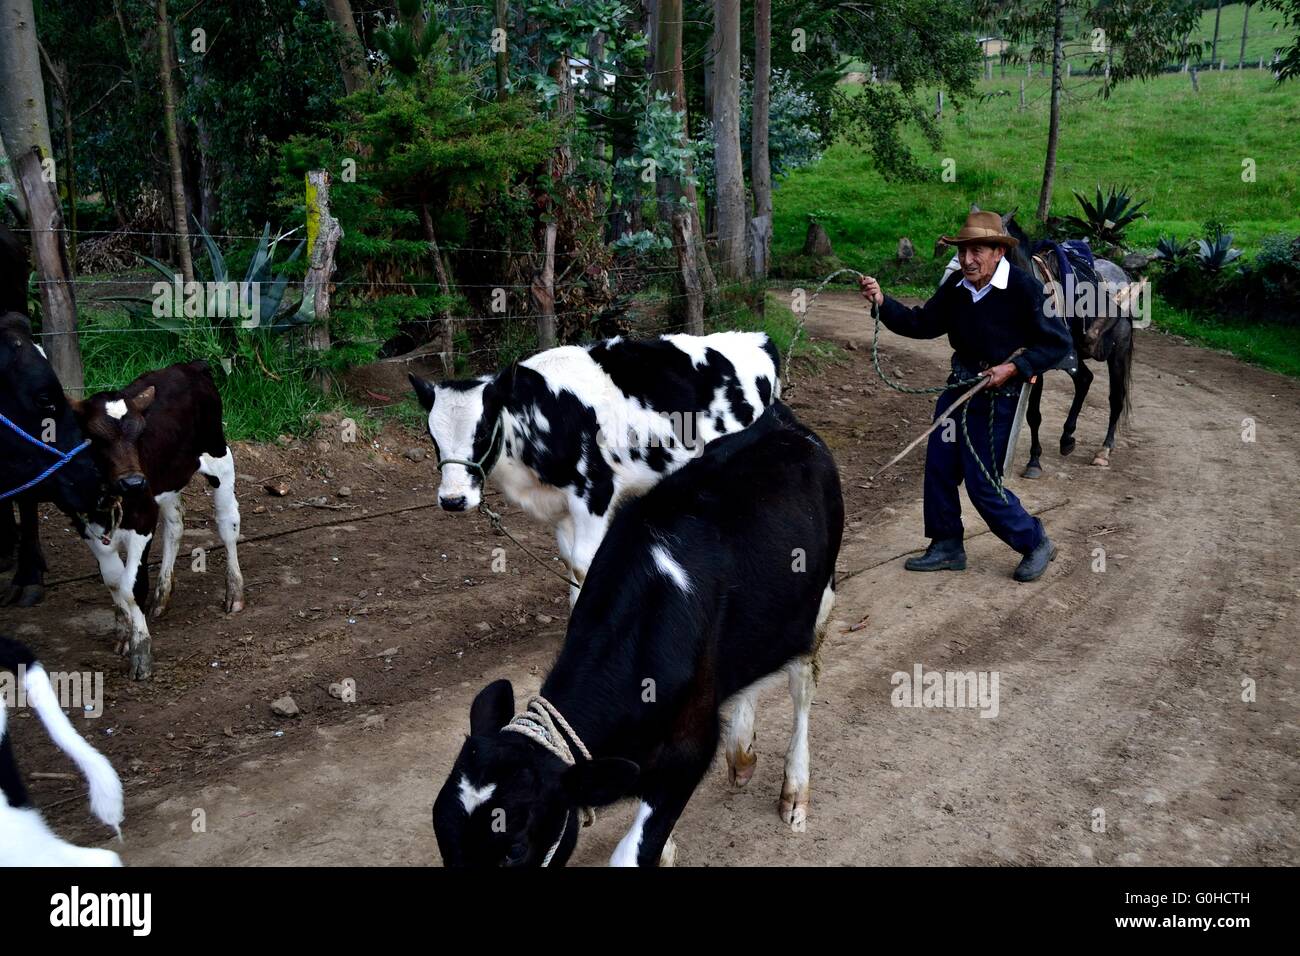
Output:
(774, 68), (1300, 374)
(1187, 2), (1288, 66)
(1152, 298), (1300, 379)
(975, 3), (1289, 71)
(778, 70), (1298, 271)
(709, 284), (845, 370)
(77, 305), (330, 442)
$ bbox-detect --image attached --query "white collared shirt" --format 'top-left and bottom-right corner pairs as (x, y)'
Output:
(955, 256), (1010, 303)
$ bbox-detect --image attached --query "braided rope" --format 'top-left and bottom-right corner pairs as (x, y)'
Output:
(0, 412), (92, 502)
(794, 269), (1011, 503)
(501, 696), (595, 865)
(501, 695), (593, 767)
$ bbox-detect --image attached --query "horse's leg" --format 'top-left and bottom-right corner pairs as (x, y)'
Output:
(1022, 376), (1046, 479)
(1094, 328), (1133, 467)
(1, 497), (47, 607)
(1060, 361), (1093, 457)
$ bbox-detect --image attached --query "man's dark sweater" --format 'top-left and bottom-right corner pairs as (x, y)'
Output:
(878, 261), (1071, 383)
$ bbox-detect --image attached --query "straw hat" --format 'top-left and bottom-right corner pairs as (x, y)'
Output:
(940, 210), (1019, 248)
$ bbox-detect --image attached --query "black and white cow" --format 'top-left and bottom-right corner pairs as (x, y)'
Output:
(432, 401), (844, 866)
(410, 331), (781, 599)
(0, 312), (103, 607)
(70, 361), (244, 680)
(1, 636), (124, 866)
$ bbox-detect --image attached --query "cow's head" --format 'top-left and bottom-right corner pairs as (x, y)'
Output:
(69, 387), (157, 496)
(409, 367), (512, 513)
(0, 312), (101, 513)
(432, 679), (638, 868)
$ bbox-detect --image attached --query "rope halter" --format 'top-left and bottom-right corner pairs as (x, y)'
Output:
(0, 411), (91, 502)
(435, 415), (503, 482)
(500, 695), (595, 866)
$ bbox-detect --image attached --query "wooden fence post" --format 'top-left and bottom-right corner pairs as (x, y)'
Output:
(303, 169), (339, 389)
(1019, 79), (1026, 110)
(674, 209), (704, 335)
(531, 221), (558, 350)
(17, 147), (83, 396)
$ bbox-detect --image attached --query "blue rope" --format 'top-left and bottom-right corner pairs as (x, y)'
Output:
(0, 411), (91, 502)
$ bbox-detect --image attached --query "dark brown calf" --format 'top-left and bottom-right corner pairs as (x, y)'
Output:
(71, 360), (244, 680)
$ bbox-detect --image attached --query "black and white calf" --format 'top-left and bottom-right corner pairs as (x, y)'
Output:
(410, 331), (781, 600)
(432, 401), (844, 866)
(1, 636), (124, 866)
(70, 360), (244, 680)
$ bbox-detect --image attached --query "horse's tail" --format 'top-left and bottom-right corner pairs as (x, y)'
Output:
(1116, 323), (1135, 430)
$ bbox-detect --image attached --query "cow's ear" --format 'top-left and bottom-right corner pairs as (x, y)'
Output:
(494, 362), (518, 396)
(563, 758), (639, 807)
(469, 679), (514, 735)
(131, 386), (156, 413)
(409, 374), (437, 412)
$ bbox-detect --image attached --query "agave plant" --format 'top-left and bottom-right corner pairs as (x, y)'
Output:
(1063, 185), (1148, 247)
(105, 219), (310, 335)
(1193, 230), (1242, 273)
(1152, 234), (1193, 262)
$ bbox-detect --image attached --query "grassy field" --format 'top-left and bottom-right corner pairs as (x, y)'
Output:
(771, 67), (1300, 376)
(974, 3), (1290, 70)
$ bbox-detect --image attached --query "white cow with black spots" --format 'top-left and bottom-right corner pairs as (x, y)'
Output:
(410, 331), (781, 600)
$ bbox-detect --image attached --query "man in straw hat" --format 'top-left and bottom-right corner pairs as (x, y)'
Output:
(858, 209), (1071, 582)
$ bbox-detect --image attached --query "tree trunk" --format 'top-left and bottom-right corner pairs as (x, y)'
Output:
(1035, 0), (1066, 222)
(1211, 1), (1223, 63)
(611, 10), (647, 244)
(303, 170), (339, 389)
(654, 0), (715, 303)
(531, 221), (557, 350)
(751, 0), (772, 279)
(157, 0), (194, 284)
(1239, 3), (1251, 69)
(588, 32), (606, 214)
(674, 209), (704, 334)
(37, 43), (77, 273)
(323, 0), (368, 94)
(712, 0), (747, 280)
(17, 148), (82, 395)
(494, 0), (509, 97)
(0, 0), (55, 219)
(420, 203), (456, 376)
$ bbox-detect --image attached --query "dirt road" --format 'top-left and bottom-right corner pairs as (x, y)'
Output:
(9, 293), (1297, 865)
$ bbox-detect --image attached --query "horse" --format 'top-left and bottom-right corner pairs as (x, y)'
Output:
(1001, 213), (1136, 476)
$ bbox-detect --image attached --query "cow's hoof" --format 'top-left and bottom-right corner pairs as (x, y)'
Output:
(1022, 461), (1043, 480)
(779, 780), (810, 832)
(128, 644), (153, 681)
(149, 598), (170, 620)
(1, 583), (43, 607)
(1060, 436), (1076, 457)
(726, 745), (757, 787)
(225, 589), (244, 614)
(659, 836), (677, 868)
(15, 584), (45, 607)
(1091, 448), (1111, 467)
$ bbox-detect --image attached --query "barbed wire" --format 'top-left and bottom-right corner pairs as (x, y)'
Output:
(73, 306), (759, 391)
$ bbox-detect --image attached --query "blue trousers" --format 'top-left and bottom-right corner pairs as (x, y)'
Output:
(922, 386), (1045, 555)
